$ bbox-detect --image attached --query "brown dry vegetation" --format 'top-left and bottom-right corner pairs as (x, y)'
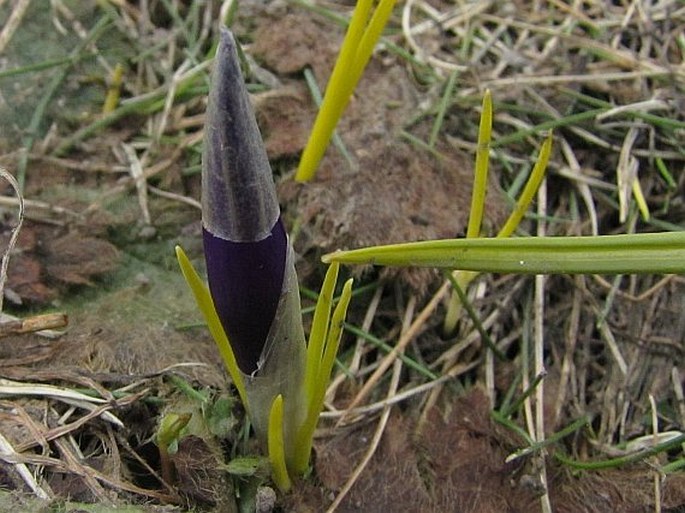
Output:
(0, 1), (684, 512)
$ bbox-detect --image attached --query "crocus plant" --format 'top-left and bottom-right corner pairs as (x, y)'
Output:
(176, 2), (685, 497)
(175, 29), (353, 491)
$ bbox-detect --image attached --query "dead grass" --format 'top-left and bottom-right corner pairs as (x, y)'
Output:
(0, 0), (683, 512)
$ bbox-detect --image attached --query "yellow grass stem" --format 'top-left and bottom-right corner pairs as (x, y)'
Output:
(318, 278), (353, 389)
(443, 91), (492, 334)
(498, 131), (554, 238)
(174, 246), (248, 409)
(467, 90), (493, 239)
(267, 395), (291, 491)
(347, 0), (397, 86)
(293, 275), (353, 475)
(303, 262), (340, 413)
(102, 63), (124, 114)
(296, 0), (397, 182)
(295, 0), (372, 182)
(632, 177), (650, 221)
(442, 270), (477, 335)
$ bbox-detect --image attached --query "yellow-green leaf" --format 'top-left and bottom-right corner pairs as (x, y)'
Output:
(175, 246), (248, 409)
(267, 394), (291, 491)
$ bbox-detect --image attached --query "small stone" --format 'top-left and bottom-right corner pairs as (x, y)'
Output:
(138, 224), (157, 240)
(255, 486), (277, 513)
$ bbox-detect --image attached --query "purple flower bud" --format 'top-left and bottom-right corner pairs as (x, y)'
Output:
(203, 221), (286, 374)
(202, 28), (287, 375)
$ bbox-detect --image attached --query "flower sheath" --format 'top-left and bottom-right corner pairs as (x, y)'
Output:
(201, 28), (287, 376)
(177, 28), (353, 488)
(201, 28), (307, 441)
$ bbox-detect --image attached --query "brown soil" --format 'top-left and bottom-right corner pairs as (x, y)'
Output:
(253, 10), (508, 294)
(289, 388), (685, 513)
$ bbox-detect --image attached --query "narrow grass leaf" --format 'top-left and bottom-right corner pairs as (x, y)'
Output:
(322, 232), (685, 275)
(631, 177), (650, 220)
(304, 262), (340, 406)
(444, 272), (505, 360)
(296, 0), (374, 181)
(505, 416), (590, 463)
(498, 131), (553, 237)
(555, 433), (685, 470)
(491, 108), (604, 148)
(343, 323), (438, 380)
(662, 458), (685, 473)
(429, 70), (459, 148)
(655, 157), (677, 188)
(102, 63), (124, 114)
(267, 395), (291, 491)
(294, 274), (352, 475)
(174, 246), (248, 408)
(491, 409), (533, 444)
(467, 90), (493, 238)
(499, 371), (546, 418)
(0, 57), (73, 79)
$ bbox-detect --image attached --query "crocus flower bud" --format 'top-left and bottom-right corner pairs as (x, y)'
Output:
(177, 28), (354, 486)
(201, 28), (306, 443)
(202, 28), (288, 376)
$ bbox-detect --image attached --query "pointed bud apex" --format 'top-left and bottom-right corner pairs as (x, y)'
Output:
(202, 28), (279, 242)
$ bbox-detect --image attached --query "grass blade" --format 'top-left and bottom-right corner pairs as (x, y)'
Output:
(174, 246), (247, 408)
(323, 232), (685, 275)
(267, 395), (291, 491)
(304, 263), (340, 408)
(498, 131), (553, 237)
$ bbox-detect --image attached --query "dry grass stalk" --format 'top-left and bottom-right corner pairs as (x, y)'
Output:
(0, 313), (67, 338)
(335, 283), (450, 427)
(0, 432), (50, 499)
(0, 0), (30, 54)
(0, 168), (24, 314)
(326, 295), (415, 513)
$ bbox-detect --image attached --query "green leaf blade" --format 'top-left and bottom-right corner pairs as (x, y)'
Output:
(175, 246), (248, 408)
(267, 395), (292, 491)
(323, 232), (685, 275)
